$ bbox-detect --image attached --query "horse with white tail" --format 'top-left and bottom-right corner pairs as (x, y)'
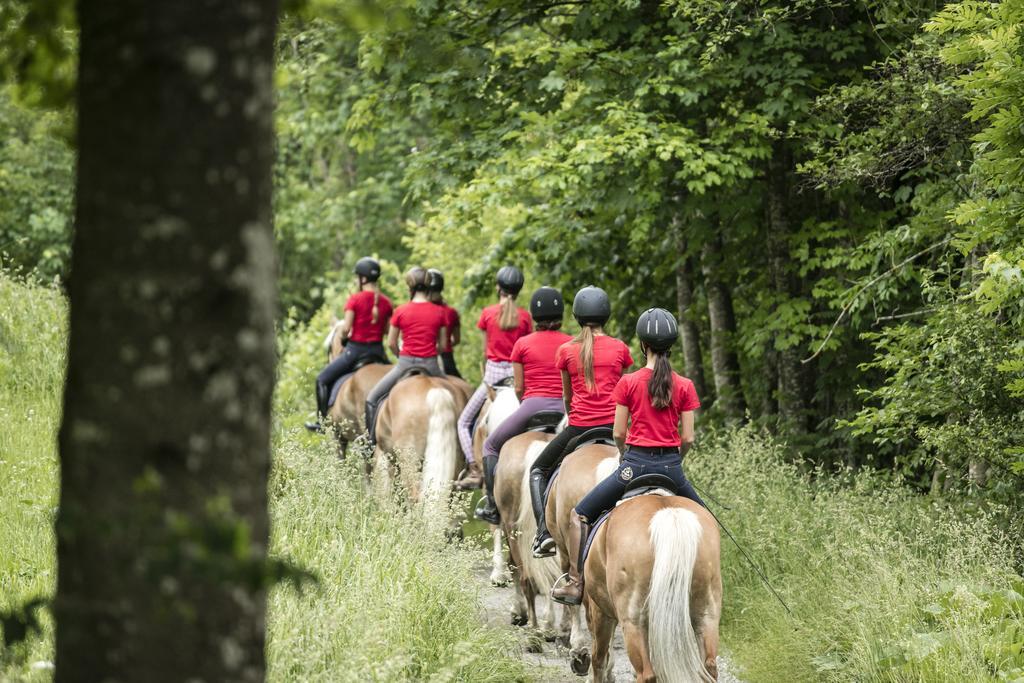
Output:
(584, 491), (722, 682)
(493, 430), (570, 647)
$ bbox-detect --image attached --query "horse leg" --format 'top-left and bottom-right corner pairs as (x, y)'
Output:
(702, 591), (722, 680)
(490, 524), (511, 586)
(554, 601), (571, 646)
(568, 604), (591, 676)
(621, 619), (655, 683)
(586, 598), (616, 683)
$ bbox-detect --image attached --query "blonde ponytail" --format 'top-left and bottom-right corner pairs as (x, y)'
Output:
(499, 295), (519, 330)
(574, 326), (596, 390)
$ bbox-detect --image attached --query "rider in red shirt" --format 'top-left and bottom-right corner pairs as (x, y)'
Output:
(474, 287), (572, 524)
(551, 308), (702, 606)
(306, 257), (392, 433)
(427, 268), (462, 378)
(528, 286), (633, 557)
(453, 266), (533, 489)
(364, 267), (448, 445)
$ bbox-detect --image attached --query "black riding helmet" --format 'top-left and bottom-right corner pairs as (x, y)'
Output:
(636, 307), (678, 352)
(530, 286), (564, 322)
(572, 286), (611, 326)
(496, 265), (525, 296)
(355, 256), (381, 282)
(427, 268), (445, 293)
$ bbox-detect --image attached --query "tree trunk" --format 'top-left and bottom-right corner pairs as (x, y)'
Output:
(701, 235), (746, 420)
(766, 144), (809, 433)
(56, 2), (279, 681)
(674, 225), (709, 403)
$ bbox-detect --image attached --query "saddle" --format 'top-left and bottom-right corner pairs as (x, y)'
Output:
(525, 410), (564, 434)
(327, 355), (391, 407)
(542, 427), (617, 509)
(491, 376), (515, 389)
(581, 474), (679, 563)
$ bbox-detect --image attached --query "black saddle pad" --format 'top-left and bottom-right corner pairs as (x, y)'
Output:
(564, 426), (615, 455)
(525, 410), (564, 433)
(327, 357), (390, 407)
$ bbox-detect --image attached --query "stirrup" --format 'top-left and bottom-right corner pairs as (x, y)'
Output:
(552, 572), (571, 589)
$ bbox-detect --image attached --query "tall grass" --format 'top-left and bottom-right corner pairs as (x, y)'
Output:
(688, 427), (1024, 682)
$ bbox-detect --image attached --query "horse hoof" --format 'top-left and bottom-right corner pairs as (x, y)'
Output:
(510, 613), (528, 627)
(570, 649), (590, 676)
(490, 572), (512, 587)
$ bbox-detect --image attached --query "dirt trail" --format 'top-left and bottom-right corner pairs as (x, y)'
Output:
(474, 565), (742, 682)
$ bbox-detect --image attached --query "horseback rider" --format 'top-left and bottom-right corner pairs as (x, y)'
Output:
(528, 286), (634, 558)
(306, 257), (393, 433)
(474, 286), (573, 524)
(453, 266), (533, 490)
(550, 307), (702, 606)
(364, 266), (448, 445)
(427, 268), (462, 378)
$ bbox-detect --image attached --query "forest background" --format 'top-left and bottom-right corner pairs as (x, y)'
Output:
(1, 0), (1023, 680)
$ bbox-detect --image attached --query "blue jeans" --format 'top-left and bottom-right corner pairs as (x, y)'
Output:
(574, 448), (704, 522)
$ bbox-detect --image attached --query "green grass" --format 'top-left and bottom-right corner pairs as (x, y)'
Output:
(688, 427), (1024, 682)
(3, 272), (1022, 681)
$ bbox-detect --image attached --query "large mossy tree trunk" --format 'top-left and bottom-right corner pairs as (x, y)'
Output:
(55, 2), (279, 680)
(701, 232), (746, 420)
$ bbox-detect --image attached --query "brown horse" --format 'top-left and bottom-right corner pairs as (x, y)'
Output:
(372, 373), (472, 512)
(493, 431), (569, 643)
(322, 317), (389, 450)
(585, 495), (722, 683)
(546, 444), (621, 674)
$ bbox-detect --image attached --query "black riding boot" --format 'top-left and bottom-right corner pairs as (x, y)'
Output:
(529, 470), (556, 557)
(551, 513), (590, 606)
(474, 455), (501, 525)
(305, 381), (330, 433)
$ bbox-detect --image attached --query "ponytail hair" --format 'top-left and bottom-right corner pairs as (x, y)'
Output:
(647, 345), (674, 409)
(429, 289), (446, 306)
(574, 325), (597, 390)
(498, 292), (519, 330)
(371, 290), (380, 325)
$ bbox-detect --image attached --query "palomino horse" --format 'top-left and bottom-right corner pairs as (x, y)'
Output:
(546, 443), (621, 675)
(493, 430), (568, 645)
(471, 383), (520, 586)
(584, 494), (722, 683)
(372, 373), (472, 511)
(322, 317), (389, 450)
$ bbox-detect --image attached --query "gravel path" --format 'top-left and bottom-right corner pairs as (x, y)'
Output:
(475, 565), (742, 682)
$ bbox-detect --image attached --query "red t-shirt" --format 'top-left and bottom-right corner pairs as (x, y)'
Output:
(510, 330), (573, 399)
(440, 305), (460, 353)
(612, 368), (700, 447)
(555, 335), (634, 427)
(477, 303), (533, 362)
(391, 301), (446, 358)
(344, 290), (393, 344)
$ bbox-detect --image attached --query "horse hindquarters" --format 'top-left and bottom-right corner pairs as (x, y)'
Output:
(646, 507), (715, 683)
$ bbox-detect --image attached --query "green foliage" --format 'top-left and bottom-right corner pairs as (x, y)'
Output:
(0, 90), (73, 281)
(689, 426), (1024, 682)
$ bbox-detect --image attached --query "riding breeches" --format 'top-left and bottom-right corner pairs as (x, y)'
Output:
(457, 360), (513, 462)
(482, 397), (564, 461)
(574, 449), (704, 522)
(441, 351), (461, 378)
(364, 355), (444, 443)
(314, 341), (386, 416)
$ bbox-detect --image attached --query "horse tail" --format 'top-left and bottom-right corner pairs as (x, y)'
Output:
(647, 506), (713, 683)
(421, 385), (459, 505)
(515, 439), (560, 593)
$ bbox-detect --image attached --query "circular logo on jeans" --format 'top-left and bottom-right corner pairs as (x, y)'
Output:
(620, 466), (633, 481)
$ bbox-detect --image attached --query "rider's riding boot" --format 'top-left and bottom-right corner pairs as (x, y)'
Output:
(454, 459), (484, 490)
(551, 513), (590, 606)
(305, 382), (330, 433)
(529, 470), (556, 558)
(474, 456), (501, 525)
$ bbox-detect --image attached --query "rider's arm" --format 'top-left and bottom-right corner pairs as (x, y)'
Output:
(387, 325), (400, 358)
(339, 309), (355, 342)
(437, 325), (447, 357)
(560, 370), (572, 415)
(450, 316), (461, 347)
(679, 410), (695, 457)
(613, 404), (629, 456)
(513, 362), (525, 400)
